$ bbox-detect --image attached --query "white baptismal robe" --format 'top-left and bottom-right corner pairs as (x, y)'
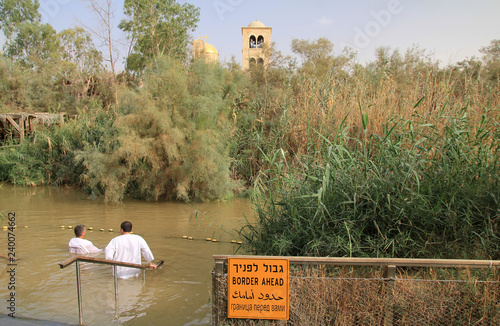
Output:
(105, 234), (154, 279)
(68, 237), (101, 254)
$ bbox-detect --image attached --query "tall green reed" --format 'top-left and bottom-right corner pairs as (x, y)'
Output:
(240, 104), (500, 259)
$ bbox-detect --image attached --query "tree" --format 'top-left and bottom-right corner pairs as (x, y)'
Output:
(367, 46), (438, 87)
(0, 1), (60, 111)
(119, 0), (200, 75)
(59, 27), (103, 75)
(455, 57), (482, 81)
(0, 0), (41, 63)
(291, 38), (334, 76)
(246, 42), (294, 108)
(291, 38), (352, 78)
(7, 21), (60, 68)
(80, 0), (119, 83)
(0, 55), (28, 110)
(58, 27), (103, 103)
(77, 57), (237, 203)
(480, 39), (500, 83)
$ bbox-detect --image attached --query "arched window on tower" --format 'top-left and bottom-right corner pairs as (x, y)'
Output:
(249, 35), (256, 48)
(257, 58), (264, 65)
(257, 35), (264, 48)
(249, 57), (256, 67)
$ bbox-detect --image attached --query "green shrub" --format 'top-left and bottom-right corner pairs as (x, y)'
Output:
(76, 57), (240, 203)
(0, 102), (112, 186)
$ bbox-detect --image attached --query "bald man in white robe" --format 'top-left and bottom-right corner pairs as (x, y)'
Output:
(69, 225), (101, 254)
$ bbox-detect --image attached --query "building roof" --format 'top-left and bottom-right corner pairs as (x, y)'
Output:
(204, 43), (218, 54)
(248, 20), (266, 28)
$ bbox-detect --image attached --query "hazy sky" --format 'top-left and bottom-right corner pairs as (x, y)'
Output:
(35, 0), (500, 70)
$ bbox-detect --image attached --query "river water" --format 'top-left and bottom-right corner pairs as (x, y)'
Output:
(0, 184), (254, 325)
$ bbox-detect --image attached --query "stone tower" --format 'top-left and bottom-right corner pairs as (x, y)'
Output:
(241, 20), (272, 71)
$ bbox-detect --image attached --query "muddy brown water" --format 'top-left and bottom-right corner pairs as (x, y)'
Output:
(0, 184), (254, 325)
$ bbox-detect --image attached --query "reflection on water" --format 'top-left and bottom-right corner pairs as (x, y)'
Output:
(0, 184), (254, 325)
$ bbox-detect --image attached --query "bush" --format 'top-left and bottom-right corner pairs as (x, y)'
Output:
(0, 102), (112, 186)
(76, 57), (240, 203)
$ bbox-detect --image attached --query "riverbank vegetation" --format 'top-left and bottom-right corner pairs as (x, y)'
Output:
(0, 1), (499, 259)
(238, 43), (500, 259)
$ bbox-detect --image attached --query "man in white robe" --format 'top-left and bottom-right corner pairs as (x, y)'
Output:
(68, 225), (101, 254)
(105, 221), (157, 279)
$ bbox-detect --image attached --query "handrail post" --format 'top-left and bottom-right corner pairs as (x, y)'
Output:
(215, 258), (225, 275)
(113, 265), (118, 319)
(113, 265), (118, 301)
(76, 261), (83, 325)
(212, 258), (226, 326)
(59, 256), (156, 325)
(384, 265), (396, 326)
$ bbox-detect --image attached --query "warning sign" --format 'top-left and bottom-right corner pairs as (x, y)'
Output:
(227, 258), (289, 320)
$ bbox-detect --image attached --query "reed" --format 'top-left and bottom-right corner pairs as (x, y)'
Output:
(240, 99), (500, 259)
(236, 46), (500, 259)
(230, 47), (500, 192)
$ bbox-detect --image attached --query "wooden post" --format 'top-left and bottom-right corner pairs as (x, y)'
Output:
(19, 115), (25, 143)
(5, 116), (20, 142)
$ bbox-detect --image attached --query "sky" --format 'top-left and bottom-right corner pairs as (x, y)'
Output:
(31, 0), (500, 71)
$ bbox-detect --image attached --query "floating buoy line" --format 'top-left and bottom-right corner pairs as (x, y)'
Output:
(2, 225), (21, 229)
(176, 235), (242, 244)
(63, 226), (244, 244)
(2, 225), (244, 245)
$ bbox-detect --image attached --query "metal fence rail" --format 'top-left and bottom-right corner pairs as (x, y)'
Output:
(212, 255), (500, 326)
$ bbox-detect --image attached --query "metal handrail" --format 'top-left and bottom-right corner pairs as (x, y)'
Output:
(59, 255), (151, 269)
(212, 255), (500, 272)
(212, 255), (500, 326)
(58, 256), (155, 325)
(212, 255), (500, 287)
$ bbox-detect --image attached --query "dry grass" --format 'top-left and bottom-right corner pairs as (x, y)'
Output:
(212, 265), (500, 326)
(276, 71), (500, 157)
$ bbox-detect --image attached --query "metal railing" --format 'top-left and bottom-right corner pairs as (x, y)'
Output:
(58, 256), (155, 325)
(212, 255), (500, 325)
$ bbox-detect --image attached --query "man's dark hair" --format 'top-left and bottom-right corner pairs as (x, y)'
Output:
(121, 221), (133, 233)
(74, 225), (85, 237)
